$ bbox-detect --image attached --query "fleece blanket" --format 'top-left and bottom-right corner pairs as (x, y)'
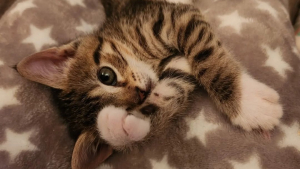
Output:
(0, 0), (300, 169)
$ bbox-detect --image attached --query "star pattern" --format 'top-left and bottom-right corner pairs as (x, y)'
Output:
(1, 0), (300, 168)
(65, 0), (86, 7)
(230, 154), (262, 169)
(9, 0), (36, 15)
(0, 128), (38, 162)
(278, 122), (300, 152)
(150, 155), (175, 169)
(0, 86), (21, 110)
(22, 25), (57, 51)
(185, 110), (219, 146)
(76, 19), (98, 33)
(262, 45), (293, 78)
(255, 0), (278, 18)
(218, 11), (252, 35)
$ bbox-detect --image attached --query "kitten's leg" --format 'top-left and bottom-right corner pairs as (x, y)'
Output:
(155, 5), (283, 130)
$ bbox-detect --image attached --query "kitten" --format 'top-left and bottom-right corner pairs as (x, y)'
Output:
(16, 0), (283, 168)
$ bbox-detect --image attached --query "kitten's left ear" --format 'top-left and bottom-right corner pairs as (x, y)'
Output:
(72, 131), (113, 169)
(16, 43), (76, 89)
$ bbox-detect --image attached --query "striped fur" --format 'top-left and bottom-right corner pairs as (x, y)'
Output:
(17, 0), (282, 152)
(55, 1), (242, 146)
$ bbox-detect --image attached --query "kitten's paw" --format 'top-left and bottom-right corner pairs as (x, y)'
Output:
(123, 112), (151, 141)
(97, 106), (150, 147)
(147, 79), (181, 108)
(231, 74), (283, 131)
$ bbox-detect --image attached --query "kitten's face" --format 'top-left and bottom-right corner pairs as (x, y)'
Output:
(55, 35), (158, 135)
(69, 35), (157, 106)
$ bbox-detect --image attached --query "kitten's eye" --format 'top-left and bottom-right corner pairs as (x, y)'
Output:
(98, 67), (117, 86)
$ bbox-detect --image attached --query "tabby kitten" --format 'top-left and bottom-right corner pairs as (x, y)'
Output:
(16, 0), (283, 168)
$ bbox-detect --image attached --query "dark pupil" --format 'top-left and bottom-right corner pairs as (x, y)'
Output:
(98, 67), (116, 85)
(101, 72), (110, 81)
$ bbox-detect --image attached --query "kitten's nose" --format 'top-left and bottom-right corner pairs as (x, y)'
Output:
(136, 87), (150, 103)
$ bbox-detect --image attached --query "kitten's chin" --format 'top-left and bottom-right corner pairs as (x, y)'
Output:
(96, 106), (150, 148)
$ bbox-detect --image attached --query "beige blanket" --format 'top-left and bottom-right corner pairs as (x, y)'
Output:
(0, 0), (299, 169)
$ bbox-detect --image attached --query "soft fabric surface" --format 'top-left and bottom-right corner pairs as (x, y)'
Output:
(0, 0), (300, 169)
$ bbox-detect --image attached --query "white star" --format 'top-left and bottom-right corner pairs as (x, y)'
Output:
(9, 0), (36, 15)
(96, 164), (113, 169)
(185, 110), (219, 146)
(22, 25), (57, 51)
(76, 19), (98, 33)
(230, 154), (262, 169)
(65, 0), (86, 7)
(0, 128), (38, 162)
(255, 0), (278, 18)
(0, 86), (21, 110)
(150, 155), (175, 169)
(278, 122), (300, 152)
(218, 11), (252, 35)
(262, 45), (293, 78)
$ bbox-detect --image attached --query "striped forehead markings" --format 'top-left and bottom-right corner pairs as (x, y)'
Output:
(93, 37), (103, 65)
(110, 41), (128, 66)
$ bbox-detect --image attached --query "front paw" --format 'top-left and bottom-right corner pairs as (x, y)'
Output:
(231, 74), (283, 131)
(147, 79), (184, 107)
(97, 106), (150, 147)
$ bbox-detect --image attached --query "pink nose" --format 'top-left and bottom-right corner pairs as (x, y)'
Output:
(136, 87), (149, 103)
(138, 89), (146, 100)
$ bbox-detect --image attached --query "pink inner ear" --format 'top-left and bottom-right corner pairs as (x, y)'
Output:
(27, 58), (62, 78)
(17, 47), (71, 89)
(27, 56), (67, 78)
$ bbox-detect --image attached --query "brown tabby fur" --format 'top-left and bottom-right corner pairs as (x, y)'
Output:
(18, 0), (242, 151)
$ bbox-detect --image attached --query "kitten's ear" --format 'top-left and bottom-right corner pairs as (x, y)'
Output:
(72, 131), (113, 169)
(16, 44), (76, 89)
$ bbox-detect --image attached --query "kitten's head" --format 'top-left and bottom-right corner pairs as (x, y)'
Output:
(17, 33), (158, 168)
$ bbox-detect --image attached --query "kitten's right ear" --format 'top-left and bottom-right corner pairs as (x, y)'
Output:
(17, 43), (76, 89)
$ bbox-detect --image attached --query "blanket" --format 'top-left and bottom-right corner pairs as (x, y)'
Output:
(0, 0), (299, 169)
